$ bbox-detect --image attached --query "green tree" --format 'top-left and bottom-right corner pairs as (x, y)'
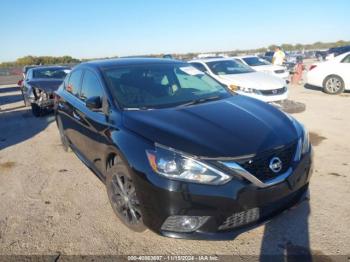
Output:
(281, 44), (294, 51)
(268, 44), (278, 51)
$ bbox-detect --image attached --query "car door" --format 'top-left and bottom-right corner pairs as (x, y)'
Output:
(57, 69), (84, 151)
(72, 69), (111, 175)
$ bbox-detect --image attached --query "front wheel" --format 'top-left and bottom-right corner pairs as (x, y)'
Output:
(106, 155), (146, 232)
(323, 75), (345, 94)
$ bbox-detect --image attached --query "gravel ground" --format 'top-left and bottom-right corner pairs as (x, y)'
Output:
(0, 80), (349, 259)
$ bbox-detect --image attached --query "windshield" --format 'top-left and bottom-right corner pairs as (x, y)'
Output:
(33, 68), (70, 79)
(243, 57), (271, 66)
(103, 64), (231, 109)
(206, 60), (255, 75)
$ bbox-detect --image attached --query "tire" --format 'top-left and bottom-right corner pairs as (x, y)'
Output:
(106, 155), (146, 232)
(31, 103), (42, 117)
(56, 116), (71, 152)
(322, 75), (345, 95)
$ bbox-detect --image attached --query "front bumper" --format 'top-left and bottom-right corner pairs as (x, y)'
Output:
(236, 90), (289, 103)
(132, 148), (313, 240)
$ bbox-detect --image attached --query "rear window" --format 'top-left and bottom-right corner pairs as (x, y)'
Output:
(33, 68), (70, 79)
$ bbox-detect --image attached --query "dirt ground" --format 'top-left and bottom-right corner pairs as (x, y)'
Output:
(0, 77), (349, 259)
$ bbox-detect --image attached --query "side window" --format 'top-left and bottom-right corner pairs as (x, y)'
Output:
(25, 70), (32, 80)
(66, 70), (82, 96)
(341, 55), (350, 63)
(63, 73), (70, 88)
(190, 63), (208, 72)
(80, 70), (104, 102)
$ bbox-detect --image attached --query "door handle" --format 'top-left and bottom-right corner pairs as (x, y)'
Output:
(72, 111), (81, 121)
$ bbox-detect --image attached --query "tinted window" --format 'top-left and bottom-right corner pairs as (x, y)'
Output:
(66, 70), (82, 96)
(25, 69), (33, 80)
(80, 70), (104, 101)
(190, 63), (207, 72)
(33, 68), (70, 79)
(242, 57), (270, 66)
(104, 64), (230, 109)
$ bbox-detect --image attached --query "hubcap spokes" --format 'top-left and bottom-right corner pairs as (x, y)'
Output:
(111, 173), (141, 224)
(326, 78), (341, 93)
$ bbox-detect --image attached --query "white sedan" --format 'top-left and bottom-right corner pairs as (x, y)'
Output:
(234, 55), (289, 81)
(189, 58), (288, 103)
(307, 52), (350, 94)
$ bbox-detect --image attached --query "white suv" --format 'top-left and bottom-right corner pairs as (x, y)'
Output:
(189, 58), (288, 103)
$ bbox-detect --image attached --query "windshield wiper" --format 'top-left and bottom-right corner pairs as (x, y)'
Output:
(176, 95), (221, 108)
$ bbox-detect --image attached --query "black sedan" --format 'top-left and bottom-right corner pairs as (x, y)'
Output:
(22, 66), (71, 116)
(55, 58), (312, 240)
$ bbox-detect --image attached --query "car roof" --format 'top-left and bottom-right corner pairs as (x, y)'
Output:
(233, 55), (258, 59)
(30, 65), (71, 71)
(81, 58), (185, 69)
(189, 57), (235, 63)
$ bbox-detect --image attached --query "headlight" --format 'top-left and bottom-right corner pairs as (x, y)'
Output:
(146, 145), (231, 185)
(301, 126), (310, 154)
(229, 84), (238, 91)
(287, 115), (310, 161)
(237, 86), (261, 94)
(293, 123), (310, 161)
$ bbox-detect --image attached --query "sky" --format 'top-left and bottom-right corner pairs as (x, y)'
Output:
(0, 0), (349, 62)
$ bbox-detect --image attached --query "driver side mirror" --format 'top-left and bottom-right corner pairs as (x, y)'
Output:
(86, 96), (102, 111)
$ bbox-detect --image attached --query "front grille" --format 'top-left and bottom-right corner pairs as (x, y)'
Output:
(218, 184), (308, 231)
(260, 87), (286, 96)
(237, 142), (297, 182)
(218, 208), (260, 230)
(274, 69), (285, 74)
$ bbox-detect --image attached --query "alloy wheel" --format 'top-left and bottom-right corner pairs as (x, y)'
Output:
(110, 172), (142, 225)
(325, 77), (342, 93)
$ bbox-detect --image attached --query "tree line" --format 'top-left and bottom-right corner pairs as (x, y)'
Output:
(1, 40), (349, 68)
(0, 55), (80, 68)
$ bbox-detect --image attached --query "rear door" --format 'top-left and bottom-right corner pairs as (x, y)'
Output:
(57, 69), (84, 150)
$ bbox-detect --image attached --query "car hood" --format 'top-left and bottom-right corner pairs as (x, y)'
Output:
(215, 72), (285, 90)
(122, 96), (298, 158)
(251, 65), (286, 72)
(28, 79), (64, 92)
